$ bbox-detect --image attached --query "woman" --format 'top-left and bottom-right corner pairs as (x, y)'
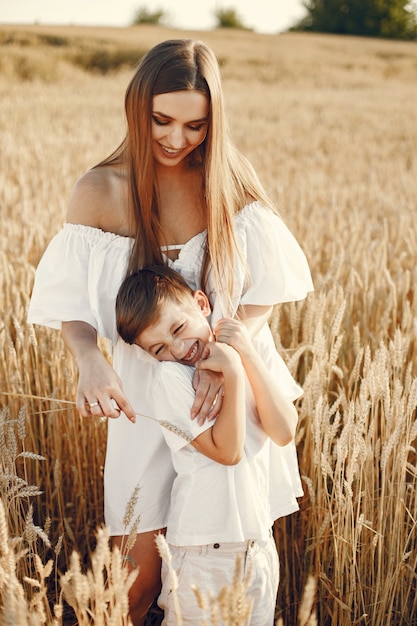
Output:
(28, 39), (313, 625)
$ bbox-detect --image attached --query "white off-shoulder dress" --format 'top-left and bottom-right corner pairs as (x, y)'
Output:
(28, 201), (313, 534)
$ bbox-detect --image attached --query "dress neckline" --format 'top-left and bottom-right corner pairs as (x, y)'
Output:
(64, 201), (259, 255)
(160, 244), (186, 251)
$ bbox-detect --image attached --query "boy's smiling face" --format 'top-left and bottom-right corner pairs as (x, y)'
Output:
(136, 291), (212, 365)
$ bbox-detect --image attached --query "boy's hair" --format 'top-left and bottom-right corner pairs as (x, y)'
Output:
(116, 265), (194, 345)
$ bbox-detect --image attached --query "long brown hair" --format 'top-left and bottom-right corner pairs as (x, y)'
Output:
(98, 39), (274, 313)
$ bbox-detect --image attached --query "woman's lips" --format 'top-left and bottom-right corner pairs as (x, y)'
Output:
(159, 143), (184, 157)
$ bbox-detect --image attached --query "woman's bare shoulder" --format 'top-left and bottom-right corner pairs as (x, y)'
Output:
(66, 165), (128, 230)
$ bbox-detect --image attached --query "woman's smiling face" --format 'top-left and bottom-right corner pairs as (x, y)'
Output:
(136, 291), (212, 364)
(151, 90), (209, 167)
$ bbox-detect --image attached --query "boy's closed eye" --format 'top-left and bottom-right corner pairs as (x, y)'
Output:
(150, 322), (185, 357)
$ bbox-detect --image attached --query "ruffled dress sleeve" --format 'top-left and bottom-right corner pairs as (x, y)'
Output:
(27, 223), (133, 345)
(206, 201), (313, 323)
(235, 201), (313, 306)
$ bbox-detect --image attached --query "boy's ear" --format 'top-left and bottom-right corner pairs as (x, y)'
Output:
(193, 290), (211, 316)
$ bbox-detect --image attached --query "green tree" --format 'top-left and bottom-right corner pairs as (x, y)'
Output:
(131, 5), (168, 26)
(214, 7), (250, 29)
(295, 0), (417, 39)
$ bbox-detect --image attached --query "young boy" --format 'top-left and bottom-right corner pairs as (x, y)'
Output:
(116, 265), (301, 625)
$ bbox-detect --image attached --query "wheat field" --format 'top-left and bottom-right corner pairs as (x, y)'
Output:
(1, 23), (417, 625)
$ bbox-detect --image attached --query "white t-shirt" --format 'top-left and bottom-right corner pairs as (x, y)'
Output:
(152, 362), (276, 545)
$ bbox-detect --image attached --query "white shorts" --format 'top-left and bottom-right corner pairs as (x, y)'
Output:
(158, 534), (279, 625)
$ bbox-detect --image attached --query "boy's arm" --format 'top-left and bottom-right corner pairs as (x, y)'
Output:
(214, 318), (298, 447)
(190, 305), (270, 423)
(192, 343), (246, 465)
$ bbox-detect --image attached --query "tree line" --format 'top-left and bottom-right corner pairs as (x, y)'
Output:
(295, 0), (417, 40)
(132, 2), (417, 40)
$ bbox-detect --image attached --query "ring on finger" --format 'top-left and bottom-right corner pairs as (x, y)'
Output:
(89, 401), (100, 408)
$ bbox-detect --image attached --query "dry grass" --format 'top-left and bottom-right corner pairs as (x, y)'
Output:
(1, 24), (417, 625)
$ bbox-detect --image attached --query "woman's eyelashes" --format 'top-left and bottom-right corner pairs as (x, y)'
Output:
(152, 117), (169, 126)
(152, 116), (205, 132)
(188, 124), (206, 132)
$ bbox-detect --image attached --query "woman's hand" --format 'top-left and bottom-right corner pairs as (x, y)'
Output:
(191, 367), (224, 426)
(62, 321), (136, 423)
(76, 350), (136, 422)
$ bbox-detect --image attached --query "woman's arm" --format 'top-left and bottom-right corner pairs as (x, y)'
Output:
(214, 318), (298, 447)
(62, 321), (136, 422)
(62, 169), (136, 422)
(236, 304), (273, 338)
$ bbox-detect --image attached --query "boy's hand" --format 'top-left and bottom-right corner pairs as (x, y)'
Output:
(213, 318), (256, 362)
(196, 341), (242, 375)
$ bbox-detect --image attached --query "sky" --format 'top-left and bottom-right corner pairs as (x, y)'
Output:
(0, 1), (307, 34)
